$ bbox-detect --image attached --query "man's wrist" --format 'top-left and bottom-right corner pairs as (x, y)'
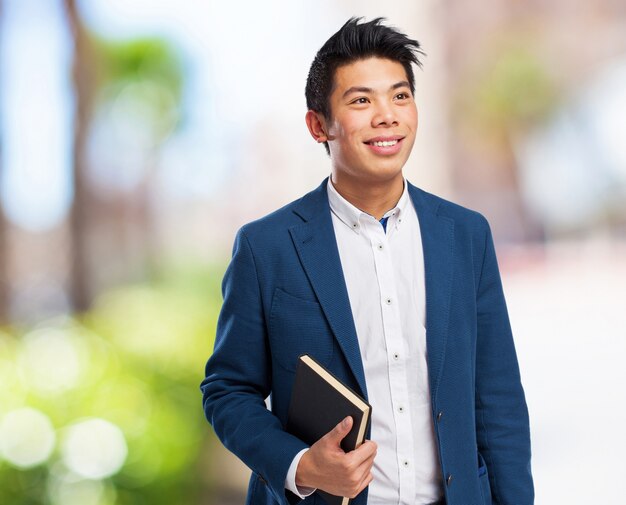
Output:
(295, 448), (313, 488)
(286, 448), (316, 498)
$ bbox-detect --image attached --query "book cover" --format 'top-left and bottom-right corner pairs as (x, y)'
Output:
(287, 354), (372, 505)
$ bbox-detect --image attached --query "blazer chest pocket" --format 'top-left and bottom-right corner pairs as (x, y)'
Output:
(269, 288), (334, 372)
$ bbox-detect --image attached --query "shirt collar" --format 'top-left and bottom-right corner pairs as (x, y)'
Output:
(327, 177), (410, 234)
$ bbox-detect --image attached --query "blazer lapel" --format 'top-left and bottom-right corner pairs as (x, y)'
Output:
(288, 179), (368, 399)
(408, 183), (455, 402)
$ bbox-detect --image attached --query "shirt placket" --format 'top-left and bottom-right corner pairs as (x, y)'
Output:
(368, 217), (417, 505)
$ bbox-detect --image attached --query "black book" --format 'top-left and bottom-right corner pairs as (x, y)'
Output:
(286, 354), (372, 505)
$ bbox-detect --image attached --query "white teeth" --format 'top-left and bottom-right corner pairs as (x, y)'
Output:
(372, 140), (398, 147)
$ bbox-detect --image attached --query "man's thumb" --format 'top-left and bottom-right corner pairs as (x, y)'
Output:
(327, 416), (353, 444)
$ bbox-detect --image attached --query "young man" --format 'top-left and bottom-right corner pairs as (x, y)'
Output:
(201, 17), (534, 505)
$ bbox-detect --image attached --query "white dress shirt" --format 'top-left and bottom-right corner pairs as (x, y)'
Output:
(286, 178), (443, 504)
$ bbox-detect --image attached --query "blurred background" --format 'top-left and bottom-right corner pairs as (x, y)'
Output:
(0, 0), (625, 503)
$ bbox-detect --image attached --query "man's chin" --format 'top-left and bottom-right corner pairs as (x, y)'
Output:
(360, 167), (405, 186)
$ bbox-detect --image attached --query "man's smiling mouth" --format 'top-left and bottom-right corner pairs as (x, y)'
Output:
(364, 135), (404, 146)
(370, 140), (398, 147)
(363, 136), (405, 154)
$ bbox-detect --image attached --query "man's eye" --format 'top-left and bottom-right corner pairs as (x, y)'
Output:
(395, 92), (410, 100)
(352, 97), (369, 104)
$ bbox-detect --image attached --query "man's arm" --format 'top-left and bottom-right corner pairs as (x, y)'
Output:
(201, 228), (308, 505)
(202, 227), (378, 504)
(474, 218), (534, 505)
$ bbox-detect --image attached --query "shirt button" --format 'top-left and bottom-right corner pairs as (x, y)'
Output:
(437, 411), (443, 422)
(403, 460), (409, 468)
(393, 353), (399, 360)
(446, 474), (453, 486)
(398, 406), (404, 413)
(377, 243), (384, 250)
(385, 298), (392, 305)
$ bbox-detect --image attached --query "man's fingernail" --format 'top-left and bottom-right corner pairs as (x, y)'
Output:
(342, 417), (349, 427)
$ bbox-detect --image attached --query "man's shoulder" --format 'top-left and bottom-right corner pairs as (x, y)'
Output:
(238, 179), (328, 241)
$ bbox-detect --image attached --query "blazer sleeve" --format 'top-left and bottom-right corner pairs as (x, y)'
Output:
(474, 218), (534, 505)
(200, 227), (308, 505)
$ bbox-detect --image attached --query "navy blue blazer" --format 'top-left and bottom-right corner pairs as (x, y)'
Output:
(201, 178), (534, 505)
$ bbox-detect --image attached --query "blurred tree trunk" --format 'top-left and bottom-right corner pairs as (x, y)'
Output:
(0, 196), (7, 324)
(63, 0), (96, 312)
(0, 0), (9, 323)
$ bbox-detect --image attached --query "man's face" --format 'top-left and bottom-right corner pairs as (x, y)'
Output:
(323, 57), (418, 185)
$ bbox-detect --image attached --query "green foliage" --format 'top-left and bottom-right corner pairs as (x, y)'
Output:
(0, 265), (224, 505)
(94, 36), (183, 99)
(457, 36), (561, 137)
(90, 34), (185, 141)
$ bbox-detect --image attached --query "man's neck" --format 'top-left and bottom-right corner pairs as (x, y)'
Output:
(330, 173), (405, 221)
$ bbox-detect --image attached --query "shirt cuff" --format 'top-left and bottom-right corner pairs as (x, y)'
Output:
(285, 448), (316, 498)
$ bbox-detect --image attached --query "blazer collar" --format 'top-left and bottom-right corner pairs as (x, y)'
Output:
(326, 177), (411, 236)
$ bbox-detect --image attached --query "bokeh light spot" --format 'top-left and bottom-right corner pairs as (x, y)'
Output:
(0, 407), (56, 468)
(17, 327), (83, 394)
(47, 470), (108, 505)
(62, 418), (128, 479)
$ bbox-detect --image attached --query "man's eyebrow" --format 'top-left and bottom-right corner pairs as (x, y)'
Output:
(391, 81), (411, 90)
(342, 86), (373, 99)
(342, 81), (411, 99)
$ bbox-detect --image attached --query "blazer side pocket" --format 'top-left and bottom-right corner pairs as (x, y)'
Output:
(477, 452), (493, 505)
(269, 288), (334, 372)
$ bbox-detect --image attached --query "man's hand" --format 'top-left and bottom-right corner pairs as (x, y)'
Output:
(295, 416), (377, 498)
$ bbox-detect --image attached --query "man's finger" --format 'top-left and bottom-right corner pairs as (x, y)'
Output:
(350, 439), (377, 461)
(357, 471), (374, 493)
(354, 449), (377, 475)
(342, 440), (377, 472)
(346, 468), (374, 499)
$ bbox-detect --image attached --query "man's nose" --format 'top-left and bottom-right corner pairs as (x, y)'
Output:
(372, 102), (398, 127)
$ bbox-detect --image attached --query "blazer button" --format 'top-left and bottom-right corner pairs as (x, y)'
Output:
(437, 411), (443, 422)
(446, 474), (453, 486)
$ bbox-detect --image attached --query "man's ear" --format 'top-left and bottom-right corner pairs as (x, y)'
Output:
(305, 110), (329, 144)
